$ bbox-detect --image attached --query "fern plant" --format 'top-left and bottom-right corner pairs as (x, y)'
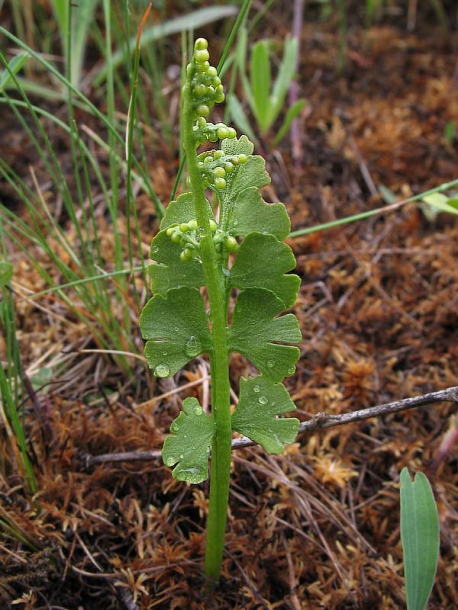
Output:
(140, 38), (301, 583)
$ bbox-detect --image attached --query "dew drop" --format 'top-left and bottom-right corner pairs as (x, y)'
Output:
(288, 366), (296, 376)
(253, 385), (260, 393)
(258, 396), (268, 405)
(179, 467), (203, 483)
(151, 245), (159, 254)
(180, 467), (199, 476)
(179, 454), (184, 460)
(171, 421), (180, 432)
(193, 405), (203, 416)
(155, 364), (171, 378)
(185, 335), (202, 358)
(232, 219), (239, 227)
(221, 266), (230, 277)
(267, 360), (275, 368)
(165, 456), (176, 466)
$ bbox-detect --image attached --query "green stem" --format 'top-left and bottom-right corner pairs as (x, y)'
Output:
(182, 83), (232, 583)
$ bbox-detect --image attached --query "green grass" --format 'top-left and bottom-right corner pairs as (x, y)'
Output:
(0, 0), (244, 495)
(0, 2), (241, 381)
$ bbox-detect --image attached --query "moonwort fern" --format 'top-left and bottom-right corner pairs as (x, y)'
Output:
(140, 38), (301, 583)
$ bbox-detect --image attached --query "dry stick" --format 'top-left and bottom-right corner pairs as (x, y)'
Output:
(84, 386), (458, 465)
(289, 0), (305, 168)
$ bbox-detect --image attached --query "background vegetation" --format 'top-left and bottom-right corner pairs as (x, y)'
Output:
(0, 1), (457, 608)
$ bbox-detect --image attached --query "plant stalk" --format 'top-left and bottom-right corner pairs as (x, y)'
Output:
(182, 83), (232, 583)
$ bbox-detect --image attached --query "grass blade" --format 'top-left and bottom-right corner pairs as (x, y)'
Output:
(93, 5), (238, 87)
(288, 178), (458, 238)
(250, 40), (271, 132)
(217, 0), (252, 75)
(0, 262), (38, 495)
(227, 93), (258, 144)
(273, 98), (307, 146)
(271, 36), (299, 120)
(0, 51), (29, 91)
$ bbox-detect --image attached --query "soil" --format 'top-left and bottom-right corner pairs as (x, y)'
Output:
(1, 3), (458, 609)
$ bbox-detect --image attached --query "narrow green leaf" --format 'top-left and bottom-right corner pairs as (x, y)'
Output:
(230, 233), (300, 308)
(227, 94), (259, 145)
(29, 367), (53, 394)
(379, 184), (398, 204)
(443, 120), (455, 144)
(0, 262), (13, 287)
(140, 287), (212, 377)
(273, 99), (307, 146)
(94, 6), (239, 87)
(236, 27), (255, 111)
(232, 376), (299, 453)
(271, 37), (299, 121)
(400, 468), (440, 610)
(227, 188), (291, 241)
(51, 0), (68, 38)
(0, 53), (29, 91)
(71, 0), (99, 86)
(422, 193), (458, 216)
(162, 397), (215, 483)
(250, 40), (272, 132)
(228, 288), (301, 382)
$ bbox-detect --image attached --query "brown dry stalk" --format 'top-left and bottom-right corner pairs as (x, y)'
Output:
(84, 385), (458, 465)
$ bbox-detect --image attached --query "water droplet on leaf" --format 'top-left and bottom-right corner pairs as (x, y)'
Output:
(185, 335), (202, 358)
(155, 364), (170, 378)
(171, 421), (180, 432)
(193, 405), (203, 416)
(180, 467), (199, 476)
(151, 245), (159, 254)
(253, 385), (260, 393)
(258, 396), (268, 405)
(165, 456), (176, 466)
(267, 360), (275, 368)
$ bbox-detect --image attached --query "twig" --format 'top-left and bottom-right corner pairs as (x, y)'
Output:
(289, 0), (305, 168)
(282, 535), (301, 610)
(84, 449), (161, 467)
(83, 386), (458, 464)
(296, 385), (458, 433)
(347, 134), (378, 198)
